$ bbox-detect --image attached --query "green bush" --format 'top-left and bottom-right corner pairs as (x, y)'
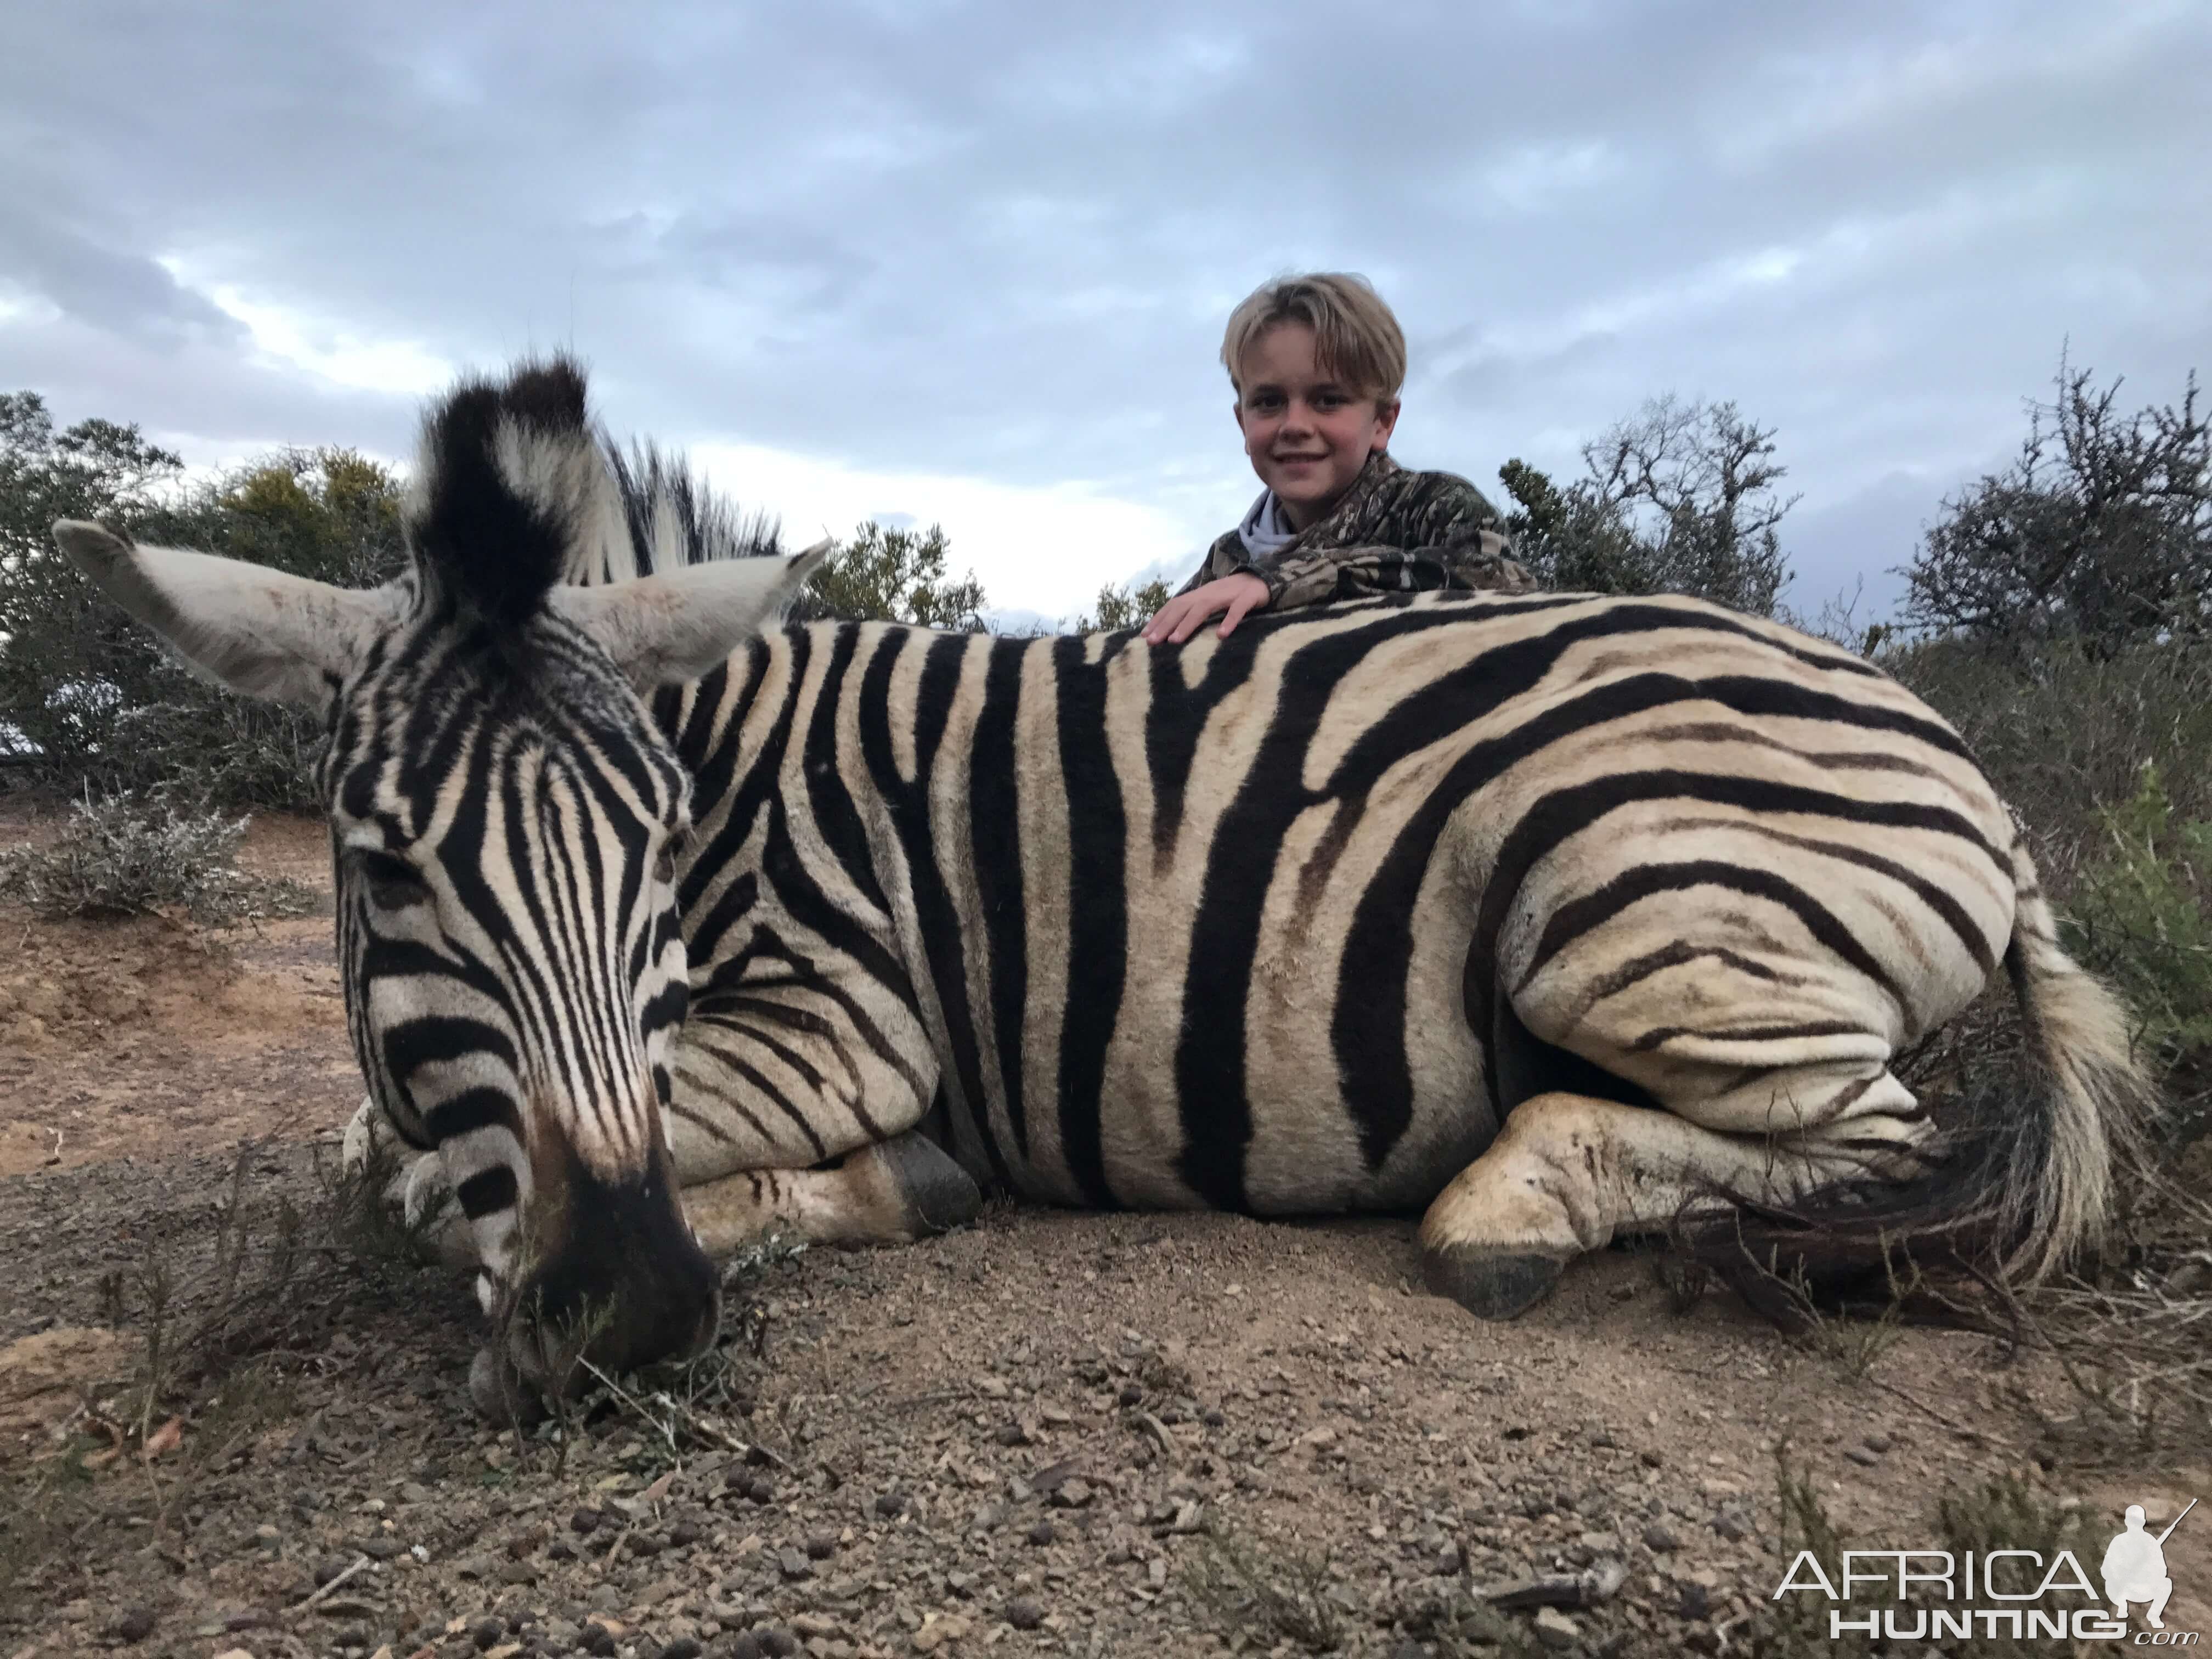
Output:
(2066, 764), (2212, 1075)
(1, 402), (407, 809)
(1499, 395), (1796, 617)
(793, 520), (990, 630)
(1899, 362), (2209, 654)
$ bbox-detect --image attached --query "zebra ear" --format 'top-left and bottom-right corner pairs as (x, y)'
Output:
(550, 539), (832, 687)
(53, 518), (401, 710)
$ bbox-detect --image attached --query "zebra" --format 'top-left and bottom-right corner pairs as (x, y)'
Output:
(54, 356), (2152, 1413)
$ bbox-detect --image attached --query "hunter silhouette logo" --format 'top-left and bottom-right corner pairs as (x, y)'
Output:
(2106, 1499), (2193, 1631)
(1774, 1494), (2200, 1643)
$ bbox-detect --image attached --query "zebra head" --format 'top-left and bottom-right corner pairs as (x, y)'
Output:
(53, 358), (825, 1402)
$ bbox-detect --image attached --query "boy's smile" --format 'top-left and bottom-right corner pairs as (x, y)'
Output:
(1234, 321), (1400, 531)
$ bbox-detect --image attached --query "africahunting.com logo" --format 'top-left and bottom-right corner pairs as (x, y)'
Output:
(1775, 1498), (2198, 1644)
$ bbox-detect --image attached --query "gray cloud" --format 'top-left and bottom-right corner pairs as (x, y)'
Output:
(2, 0), (2205, 608)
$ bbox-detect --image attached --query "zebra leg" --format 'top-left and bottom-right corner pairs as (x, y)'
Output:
(338, 1093), (475, 1270)
(1419, 1088), (1893, 1319)
(680, 1130), (983, 1255)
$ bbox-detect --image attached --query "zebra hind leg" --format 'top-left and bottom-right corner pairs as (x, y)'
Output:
(680, 1130), (984, 1257)
(1418, 1088), (1904, 1320)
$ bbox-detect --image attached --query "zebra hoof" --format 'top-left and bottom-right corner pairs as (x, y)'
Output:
(881, 1132), (984, 1235)
(469, 1347), (546, 1427)
(1421, 1244), (1568, 1321)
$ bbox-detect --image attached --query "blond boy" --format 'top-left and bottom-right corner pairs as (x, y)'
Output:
(1144, 273), (1532, 644)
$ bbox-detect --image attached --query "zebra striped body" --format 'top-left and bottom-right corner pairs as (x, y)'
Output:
(651, 594), (2006, 1222)
(58, 356), (2149, 1410)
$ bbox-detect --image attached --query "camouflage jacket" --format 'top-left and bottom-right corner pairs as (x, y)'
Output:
(1176, 452), (1534, 610)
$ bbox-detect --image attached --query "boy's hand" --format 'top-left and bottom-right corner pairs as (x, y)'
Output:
(1142, 572), (1270, 644)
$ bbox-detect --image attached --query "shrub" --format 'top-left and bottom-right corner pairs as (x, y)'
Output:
(794, 521), (990, 630)
(0, 791), (315, 925)
(1899, 360), (2209, 654)
(1, 417), (407, 808)
(1070, 576), (1175, 634)
(1500, 395), (1797, 616)
(2066, 764), (2212, 1093)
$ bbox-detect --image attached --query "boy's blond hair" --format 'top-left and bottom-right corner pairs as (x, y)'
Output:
(1220, 273), (1407, 404)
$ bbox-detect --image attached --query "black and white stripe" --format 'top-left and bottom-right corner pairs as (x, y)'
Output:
(59, 355), (2152, 1393)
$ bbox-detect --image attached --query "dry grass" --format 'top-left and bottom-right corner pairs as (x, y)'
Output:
(1181, 1522), (1347, 1654)
(0, 1137), (434, 1619)
(2006, 1173), (2212, 1468)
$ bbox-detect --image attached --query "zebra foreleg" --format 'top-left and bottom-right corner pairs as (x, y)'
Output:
(1418, 1091), (1881, 1319)
(337, 1094), (474, 1270)
(680, 1130), (983, 1255)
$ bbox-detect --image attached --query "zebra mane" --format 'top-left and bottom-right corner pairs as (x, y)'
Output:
(405, 354), (781, 617)
(606, 443), (783, 579)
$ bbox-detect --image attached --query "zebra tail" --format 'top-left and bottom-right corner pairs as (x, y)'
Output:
(1691, 836), (2157, 1314)
(1992, 837), (2156, 1283)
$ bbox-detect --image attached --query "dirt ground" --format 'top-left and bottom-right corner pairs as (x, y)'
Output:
(0, 807), (2203, 1659)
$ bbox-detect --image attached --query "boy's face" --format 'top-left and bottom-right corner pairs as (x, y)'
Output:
(1233, 321), (1399, 531)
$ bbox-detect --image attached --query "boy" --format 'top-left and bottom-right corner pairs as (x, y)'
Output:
(1143, 273), (1532, 645)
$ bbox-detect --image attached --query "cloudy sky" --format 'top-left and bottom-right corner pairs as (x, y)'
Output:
(4, 1), (2205, 624)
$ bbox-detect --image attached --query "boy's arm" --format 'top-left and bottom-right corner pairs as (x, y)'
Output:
(1172, 531), (1248, 596)
(1260, 535), (1532, 610)
(1260, 472), (1533, 611)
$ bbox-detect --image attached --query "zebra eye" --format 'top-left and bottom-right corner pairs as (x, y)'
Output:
(654, 843), (679, 887)
(358, 850), (430, 911)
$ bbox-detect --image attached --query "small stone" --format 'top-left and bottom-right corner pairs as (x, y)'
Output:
(1201, 1407), (1227, 1427)
(1712, 1513), (1748, 1542)
(669, 1519), (704, 1547)
(873, 1490), (908, 1519)
(111, 1607), (157, 1643)
(748, 1475), (776, 1505)
(777, 1545), (814, 1580)
(1117, 1384), (1143, 1407)
(912, 1616), (972, 1653)
(1845, 1446), (1881, 1467)
(1644, 1523), (1680, 1553)
(657, 1641), (703, 1659)
(472, 1618), (506, 1651)
(1005, 1595), (1045, 1630)
(360, 1536), (405, 1560)
(1434, 1542), (1465, 1575)
(1049, 1478), (1093, 1509)
(580, 1627), (618, 1657)
(314, 1556), (353, 1587)
(757, 1630), (800, 1658)
(725, 1638), (764, 1659)
(1863, 1433), (1893, 1453)
(1026, 1519), (1056, 1546)
(1532, 1607), (1578, 1650)
(571, 1508), (602, 1534)
(1638, 1449), (1663, 1468)
(1677, 1582), (1713, 1622)
(497, 1561), (538, 1585)
(805, 1531), (838, 1560)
